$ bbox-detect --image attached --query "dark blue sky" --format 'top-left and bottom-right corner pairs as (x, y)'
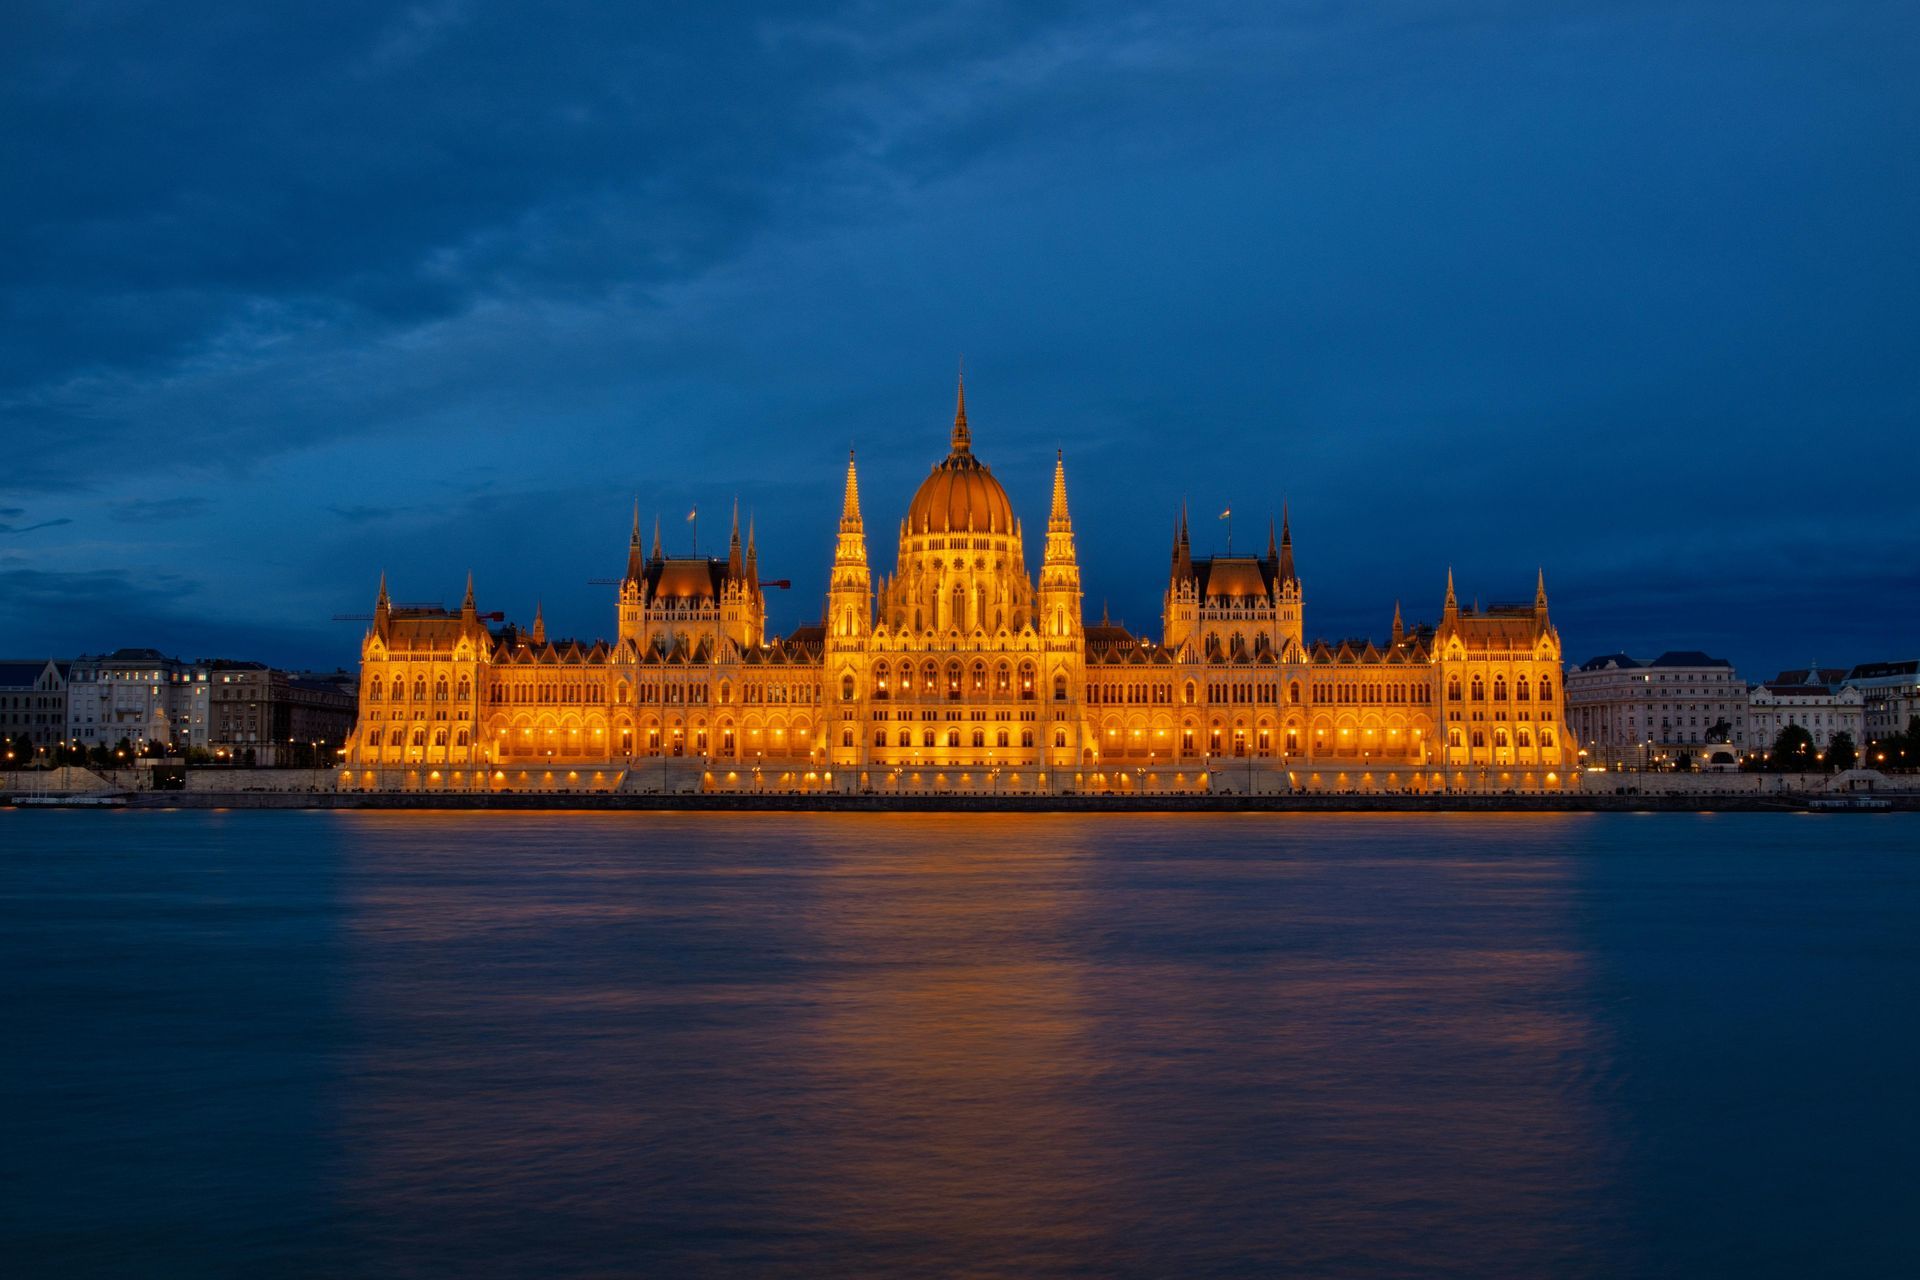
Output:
(3, 1), (1915, 679)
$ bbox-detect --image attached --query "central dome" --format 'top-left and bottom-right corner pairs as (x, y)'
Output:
(904, 378), (1016, 536)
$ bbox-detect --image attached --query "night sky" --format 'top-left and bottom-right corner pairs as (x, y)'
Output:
(3, 2), (1915, 679)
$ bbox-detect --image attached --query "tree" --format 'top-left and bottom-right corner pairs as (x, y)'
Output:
(1770, 724), (1816, 772)
(1826, 731), (1857, 772)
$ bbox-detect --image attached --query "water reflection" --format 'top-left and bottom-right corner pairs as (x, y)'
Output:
(325, 813), (1620, 1277)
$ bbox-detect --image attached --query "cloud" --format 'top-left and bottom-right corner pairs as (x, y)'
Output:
(328, 502), (404, 523)
(110, 496), (211, 524)
(0, 513), (71, 535)
(0, 1), (1915, 677)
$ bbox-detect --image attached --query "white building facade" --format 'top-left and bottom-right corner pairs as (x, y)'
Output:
(1566, 650), (1748, 768)
(1840, 660), (1920, 749)
(1748, 667), (1866, 755)
(65, 648), (210, 751)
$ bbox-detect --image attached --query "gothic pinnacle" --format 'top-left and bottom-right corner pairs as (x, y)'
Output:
(951, 366), (970, 454)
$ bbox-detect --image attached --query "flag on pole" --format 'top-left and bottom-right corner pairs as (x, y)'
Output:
(1219, 506), (1231, 520)
(686, 507), (697, 522)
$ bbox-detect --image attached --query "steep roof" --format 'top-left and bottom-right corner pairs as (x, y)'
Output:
(1650, 650), (1734, 669)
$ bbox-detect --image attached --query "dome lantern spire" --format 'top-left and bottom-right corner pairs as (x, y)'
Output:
(951, 365), (970, 455)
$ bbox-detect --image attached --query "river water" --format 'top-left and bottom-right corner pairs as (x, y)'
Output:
(3, 810), (1916, 1278)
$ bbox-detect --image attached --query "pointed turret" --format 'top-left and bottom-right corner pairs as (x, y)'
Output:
(728, 499), (744, 578)
(650, 515), (662, 563)
(1167, 498), (1182, 579)
(826, 450), (872, 649)
(1048, 450), (1071, 532)
(840, 449), (863, 534)
(1277, 503), (1296, 584)
(1535, 567), (1549, 614)
(746, 515), (759, 583)
(1443, 567), (1458, 620)
(1038, 451), (1082, 642)
(461, 570), (476, 619)
(626, 502), (647, 582)
(374, 571), (391, 633)
(1391, 599), (1404, 644)
(531, 600), (546, 646)
(950, 368), (971, 455)
(1266, 517), (1278, 563)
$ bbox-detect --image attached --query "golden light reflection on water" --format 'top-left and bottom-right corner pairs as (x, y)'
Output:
(328, 813), (1621, 1276)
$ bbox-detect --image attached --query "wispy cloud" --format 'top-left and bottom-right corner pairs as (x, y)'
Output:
(328, 502), (404, 523)
(110, 496), (211, 524)
(0, 506), (72, 534)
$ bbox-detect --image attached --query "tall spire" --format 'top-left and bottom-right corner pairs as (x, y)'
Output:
(746, 514), (758, 582)
(1167, 498), (1182, 579)
(1535, 566), (1549, 613)
(840, 449), (863, 530)
(1444, 566), (1458, 618)
(1043, 450), (1077, 572)
(1266, 517), (1278, 562)
(950, 366), (971, 455)
(531, 600), (546, 646)
(1391, 599), (1404, 643)
(833, 450), (868, 570)
(1277, 502), (1296, 583)
(626, 504), (647, 582)
(650, 514), (662, 563)
(461, 570), (476, 618)
(728, 499), (744, 577)
(375, 571), (389, 610)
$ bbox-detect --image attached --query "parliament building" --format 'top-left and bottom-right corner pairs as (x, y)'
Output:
(343, 381), (1572, 793)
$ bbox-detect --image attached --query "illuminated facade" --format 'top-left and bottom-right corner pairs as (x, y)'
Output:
(345, 381), (1573, 791)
